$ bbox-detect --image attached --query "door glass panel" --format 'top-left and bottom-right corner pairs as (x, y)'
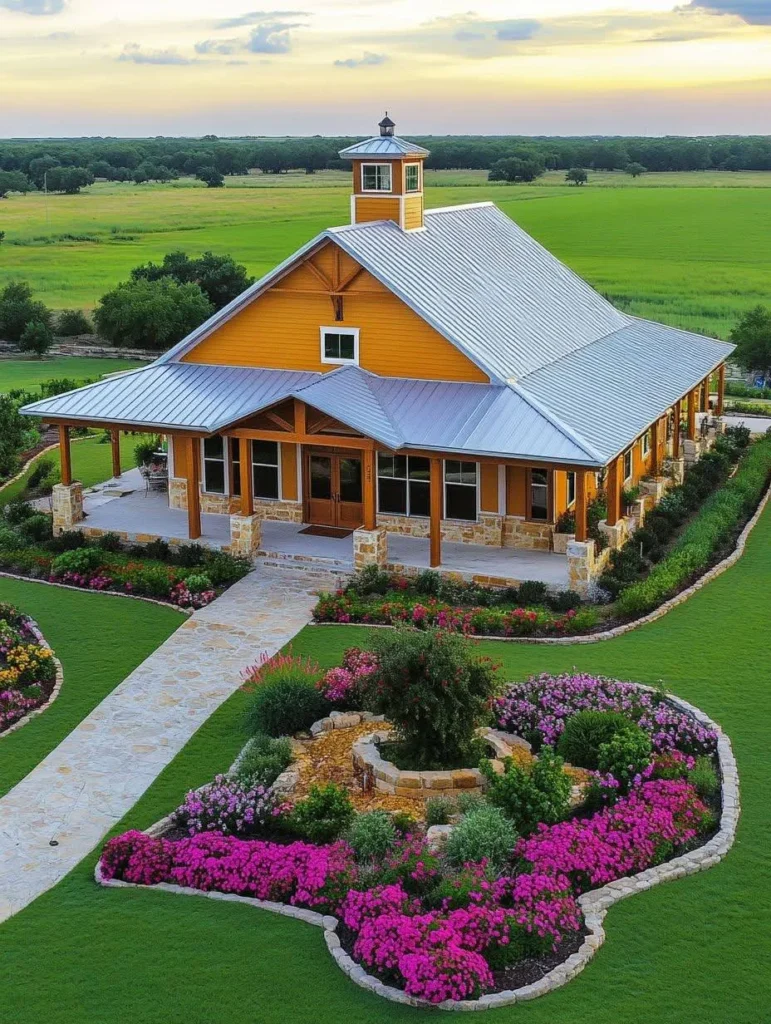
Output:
(310, 455), (332, 500)
(339, 458), (362, 503)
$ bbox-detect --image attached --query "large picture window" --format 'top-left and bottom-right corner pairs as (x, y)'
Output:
(202, 437), (226, 494)
(529, 469), (550, 522)
(252, 440), (279, 499)
(445, 461), (478, 522)
(201, 437), (279, 499)
(361, 163), (392, 192)
(377, 454), (430, 517)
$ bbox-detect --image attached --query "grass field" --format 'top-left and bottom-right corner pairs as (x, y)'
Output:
(1, 170), (769, 339)
(1, 497), (769, 1023)
(0, 356), (145, 393)
(0, 577), (183, 798)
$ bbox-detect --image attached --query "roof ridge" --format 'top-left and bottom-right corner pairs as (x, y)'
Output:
(424, 201), (495, 217)
(507, 381), (605, 464)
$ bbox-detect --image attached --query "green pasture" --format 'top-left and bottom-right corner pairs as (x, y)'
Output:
(0, 356), (145, 393)
(0, 171), (769, 338)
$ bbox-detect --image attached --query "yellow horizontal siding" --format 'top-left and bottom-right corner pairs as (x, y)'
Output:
(354, 196), (400, 225)
(281, 443), (298, 501)
(480, 463), (499, 512)
(404, 195), (423, 231)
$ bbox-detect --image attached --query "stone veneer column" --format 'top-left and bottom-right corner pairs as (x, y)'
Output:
(668, 458), (685, 485)
(566, 539), (596, 598)
(168, 476), (188, 510)
(683, 439), (700, 466)
(229, 514), (262, 558)
(353, 525), (388, 569)
(51, 482), (84, 535)
(598, 518), (629, 551)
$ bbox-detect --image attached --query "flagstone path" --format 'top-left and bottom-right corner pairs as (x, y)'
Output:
(0, 565), (337, 924)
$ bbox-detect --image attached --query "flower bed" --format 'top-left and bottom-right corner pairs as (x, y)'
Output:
(0, 601), (57, 734)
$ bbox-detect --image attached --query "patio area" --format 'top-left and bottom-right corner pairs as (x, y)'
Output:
(53, 468), (570, 588)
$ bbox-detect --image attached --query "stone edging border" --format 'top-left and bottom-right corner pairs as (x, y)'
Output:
(93, 688), (739, 1011)
(313, 476), (771, 646)
(1, 613), (64, 739)
(0, 572), (194, 614)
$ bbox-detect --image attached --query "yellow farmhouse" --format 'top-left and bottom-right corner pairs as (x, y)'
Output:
(22, 116), (734, 594)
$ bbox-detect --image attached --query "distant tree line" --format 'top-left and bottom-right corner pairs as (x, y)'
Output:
(0, 135), (770, 196)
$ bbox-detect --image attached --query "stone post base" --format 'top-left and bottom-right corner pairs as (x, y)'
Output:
(353, 526), (388, 569)
(169, 476), (188, 510)
(640, 476), (668, 502)
(52, 482), (84, 535)
(668, 458), (685, 485)
(599, 518), (629, 551)
(229, 514), (262, 558)
(566, 539), (596, 598)
(683, 439), (700, 465)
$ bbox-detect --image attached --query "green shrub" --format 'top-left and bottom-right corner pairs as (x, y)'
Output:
(596, 726), (652, 794)
(479, 747), (571, 833)
(0, 526), (19, 550)
(346, 810), (398, 861)
(413, 569), (442, 596)
(144, 538), (171, 561)
(2, 500), (36, 526)
(95, 532), (123, 552)
(362, 628), (499, 770)
(234, 734), (293, 788)
(557, 710), (636, 769)
(245, 654), (327, 737)
(688, 756), (719, 798)
(425, 796), (455, 827)
(289, 783), (354, 844)
(455, 791), (484, 815)
(18, 513), (52, 544)
(26, 457), (55, 490)
(183, 572), (213, 593)
(546, 589), (582, 612)
(133, 436), (162, 468)
(201, 549), (250, 585)
(45, 529), (88, 552)
(51, 546), (103, 576)
(56, 308), (92, 336)
(445, 805), (517, 870)
(349, 563), (393, 596)
(128, 565), (174, 598)
(391, 811), (417, 835)
(174, 542), (207, 567)
(517, 580), (548, 605)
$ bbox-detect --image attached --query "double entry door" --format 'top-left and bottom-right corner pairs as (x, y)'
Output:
(305, 448), (363, 529)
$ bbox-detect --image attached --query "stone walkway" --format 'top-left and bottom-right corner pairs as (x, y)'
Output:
(0, 565), (337, 924)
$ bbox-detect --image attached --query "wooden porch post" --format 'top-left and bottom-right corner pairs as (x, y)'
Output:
(429, 458), (442, 568)
(673, 400), (682, 459)
(575, 469), (588, 542)
(186, 437), (202, 540)
(687, 388), (697, 440)
(606, 456), (622, 527)
(650, 419), (660, 476)
(58, 425), (72, 486)
(239, 437), (253, 517)
(717, 364), (725, 417)
(362, 448), (376, 530)
(111, 429), (121, 479)
(700, 378), (709, 413)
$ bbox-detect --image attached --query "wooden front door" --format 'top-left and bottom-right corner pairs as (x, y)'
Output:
(305, 450), (363, 529)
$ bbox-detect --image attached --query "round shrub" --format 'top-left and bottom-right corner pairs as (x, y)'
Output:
(596, 726), (652, 793)
(45, 529), (88, 553)
(18, 514), (53, 544)
(346, 810), (398, 861)
(517, 580), (548, 605)
(2, 501), (36, 526)
(51, 545), (104, 576)
(0, 526), (20, 550)
(546, 589), (582, 613)
(246, 677), (329, 737)
(445, 805), (517, 870)
(688, 756), (719, 798)
(144, 538), (171, 561)
(95, 531), (123, 552)
(174, 542), (207, 567)
(289, 783), (354, 843)
(425, 796), (455, 827)
(479, 747), (571, 834)
(183, 573), (213, 593)
(557, 710), (636, 769)
(234, 734), (293, 788)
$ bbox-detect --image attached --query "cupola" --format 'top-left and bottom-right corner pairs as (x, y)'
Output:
(339, 113), (429, 231)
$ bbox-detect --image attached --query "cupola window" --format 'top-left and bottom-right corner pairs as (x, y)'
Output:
(361, 163), (392, 192)
(405, 163), (420, 192)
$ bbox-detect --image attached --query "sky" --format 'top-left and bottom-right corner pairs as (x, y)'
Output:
(0, 0), (770, 137)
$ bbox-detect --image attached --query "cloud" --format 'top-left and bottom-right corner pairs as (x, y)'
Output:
(494, 19), (541, 42)
(0, 0), (65, 13)
(334, 51), (388, 68)
(244, 20), (300, 53)
(215, 9), (307, 29)
(118, 43), (195, 66)
(684, 1), (771, 24)
(453, 29), (485, 41)
(639, 28), (716, 42)
(195, 38), (238, 54)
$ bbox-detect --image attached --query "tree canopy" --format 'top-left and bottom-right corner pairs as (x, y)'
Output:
(0, 171), (33, 198)
(130, 250), (254, 311)
(0, 282), (52, 343)
(93, 278), (214, 351)
(565, 167), (588, 186)
(730, 305), (771, 380)
(488, 155), (545, 183)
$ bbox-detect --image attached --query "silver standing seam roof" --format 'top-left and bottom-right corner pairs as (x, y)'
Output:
(20, 202), (734, 468)
(338, 135), (430, 159)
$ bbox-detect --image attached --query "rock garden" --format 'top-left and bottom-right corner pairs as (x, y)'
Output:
(0, 601), (57, 734)
(97, 626), (733, 1008)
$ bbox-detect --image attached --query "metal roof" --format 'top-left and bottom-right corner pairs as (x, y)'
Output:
(519, 319), (735, 461)
(295, 369), (404, 449)
(20, 364), (320, 433)
(338, 135), (430, 159)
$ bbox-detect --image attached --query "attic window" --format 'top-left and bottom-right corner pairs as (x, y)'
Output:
(321, 326), (359, 365)
(361, 163), (392, 192)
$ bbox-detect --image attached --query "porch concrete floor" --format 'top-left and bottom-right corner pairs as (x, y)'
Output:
(67, 470), (569, 587)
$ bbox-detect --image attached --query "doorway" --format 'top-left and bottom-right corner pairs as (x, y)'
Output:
(304, 449), (363, 530)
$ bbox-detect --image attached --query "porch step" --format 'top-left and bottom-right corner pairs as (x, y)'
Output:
(256, 550), (353, 576)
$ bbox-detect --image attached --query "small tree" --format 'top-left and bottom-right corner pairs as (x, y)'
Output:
(625, 161), (647, 178)
(45, 166), (94, 194)
(56, 309), (93, 336)
(130, 250), (254, 310)
(197, 166), (225, 188)
(0, 281), (52, 343)
(94, 277), (214, 350)
(565, 167), (588, 186)
(0, 171), (33, 199)
(0, 393), (31, 478)
(19, 320), (54, 357)
(489, 155), (545, 183)
(730, 305), (771, 381)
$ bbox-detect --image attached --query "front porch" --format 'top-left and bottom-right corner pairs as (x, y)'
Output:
(66, 469), (571, 588)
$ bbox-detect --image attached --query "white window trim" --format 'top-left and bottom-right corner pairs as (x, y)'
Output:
(360, 162), (392, 193)
(376, 453), (430, 519)
(623, 449), (633, 483)
(320, 326), (360, 366)
(443, 460), (480, 523)
(404, 162), (421, 193)
(641, 431), (651, 457)
(200, 437), (283, 501)
(201, 436), (227, 496)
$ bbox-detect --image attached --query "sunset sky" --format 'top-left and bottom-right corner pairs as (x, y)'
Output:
(1, 0), (770, 137)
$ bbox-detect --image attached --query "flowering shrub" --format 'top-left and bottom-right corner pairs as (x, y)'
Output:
(168, 580), (216, 608)
(0, 604), (56, 733)
(316, 647), (379, 706)
(495, 674), (717, 756)
(174, 775), (288, 837)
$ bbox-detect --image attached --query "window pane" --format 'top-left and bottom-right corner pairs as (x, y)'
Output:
(309, 456), (332, 500)
(230, 438), (240, 465)
(252, 440), (278, 466)
(231, 461), (241, 497)
(253, 465), (279, 499)
(405, 165), (419, 191)
(460, 462), (477, 486)
(204, 459), (225, 494)
(203, 436), (223, 459)
(444, 460), (463, 484)
(567, 472), (576, 506)
(409, 480), (430, 517)
(378, 477), (407, 515)
(324, 333), (340, 359)
(408, 457), (429, 482)
(530, 487), (548, 521)
(378, 454), (406, 479)
(339, 458), (362, 503)
(446, 483), (477, 521)
(362, 166), (377, 189)
(339, 334), (355, 360)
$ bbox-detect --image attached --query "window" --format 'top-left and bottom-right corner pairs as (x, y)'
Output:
(361, 163), (392, 192)
(566, 471), (576, 508)
(320, 327), (359, 365)
(252, 440), (279, 499)
(405, 163), (420, 192)
(642, 430), (651, 457)
(445, 460), (478, 522)
(377, 454), (430, 517)
(529, 469), (550, 522)
(230, 438), (241, 496)
(623, 449), (633, 482)
(202, 436), (226, 494)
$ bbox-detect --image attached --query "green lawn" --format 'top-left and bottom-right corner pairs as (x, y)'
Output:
(0, 356), (145, 393)
(0, 577), (183, 798)
(2, 501), (770, 1023)
(1, 173), (769, 338)
(0, 432), (153, 506)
